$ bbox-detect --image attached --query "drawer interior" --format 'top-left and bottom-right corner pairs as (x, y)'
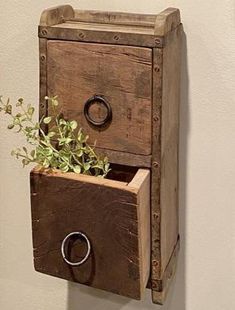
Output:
(30, 165), (150, 299)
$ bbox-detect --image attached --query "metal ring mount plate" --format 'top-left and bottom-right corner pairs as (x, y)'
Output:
(84, 95), (112, 127)
(61, 231), (91, 266)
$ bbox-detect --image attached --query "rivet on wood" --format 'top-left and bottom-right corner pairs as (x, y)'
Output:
(153, 115), (159, 122)
(40, 55), (46, 62)
(78, 32), (85, 39)
(113, 35), (120, 41)
(154, 66), (160, 72)
(153, 161), (159, 168)
(41, 29), (47, 36)
(155, 38), (161, 46)
(153, 260), (160, 267)
(153, 212), (160, 220)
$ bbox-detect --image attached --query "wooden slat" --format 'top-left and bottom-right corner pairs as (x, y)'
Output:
(39, 38), (47, 127)
(54, 21), (154, 35)
(151, 47), (163, 281)
(154, 8), (181, 36)
(95, 148), (152, 168)
(39, 25), (164, 48)
(73, 9), (157, 27)
(152, 238), (180, 304)
(151, 24), (182, 304)
(160, 24), (182, 273)
(40, 5), (74, 26)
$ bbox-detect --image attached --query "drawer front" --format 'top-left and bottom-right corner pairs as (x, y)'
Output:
(47, 41), (152, 155)
(30, 168), (150, 299)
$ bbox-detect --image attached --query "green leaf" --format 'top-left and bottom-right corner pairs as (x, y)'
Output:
(7, 124), (14, 129)
(70, 120), (77, 130)
(76, 149), (83, 157)
(43, 116), (52, 124)
(30, 150), (36, 158)
(42, 159), (50, 168)
(59, 119), (66, 125)
(73, 165), (81, 174)
(59, 162), (69, 172)
(22, 158), (30, 167)
(83, 162), (91, 171)
(28, 107), (35, 116)
(52, 99), (59, 107)
(47, 132), (55, 138)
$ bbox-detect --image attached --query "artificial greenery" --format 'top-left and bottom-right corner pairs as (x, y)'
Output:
(0, 96), (110, 177)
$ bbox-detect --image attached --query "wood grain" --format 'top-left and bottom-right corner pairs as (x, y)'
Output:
(39, 25), (163, 48)
(95, 147), (152, 168)
(152, 237), (180, 304)
(31, 167), (150, 300)
(73, 10), (157, 27)
(39, 38), (47, 129)
(154, 8), (181, 36)
(47, 41), (152, 155)
(151, 25), (182, 304)
(160, 24), (182, 273)
(40, 5), (74, 26)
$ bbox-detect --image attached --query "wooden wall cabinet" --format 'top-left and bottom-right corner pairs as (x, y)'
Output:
(31, 5), (182, 304)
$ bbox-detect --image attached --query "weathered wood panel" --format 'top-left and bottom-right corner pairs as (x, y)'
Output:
(151, 25), (182, 304)
(160, 24), (182, 273)
(40, 5), (74, 26)
(38, 25), (164, 48)
(39, 38), (47, 124)
(73, 10), (157, 27)
(47, 41), (152, 155)
(31, 167), (150, 300)
(95, 147), (152, 168)
(154, 8), (181, 36)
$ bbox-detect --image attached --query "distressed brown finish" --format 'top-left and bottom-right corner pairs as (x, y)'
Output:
(38, 5), (182, 304)
(154, 8), (181, 36)
(39, 38), (47, 123)
(152, 237), (180, 304)
(73, 10), (157, 27)
(95, 148), (152, 168)
(39, 25), (163, 48)
(40, 5), (74, 26)
(47, 41), (152, 155)
(31, 167), (150, 300)
(150, 25), (182, 304)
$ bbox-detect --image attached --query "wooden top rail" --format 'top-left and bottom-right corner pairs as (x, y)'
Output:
(39, 5), (181, 36)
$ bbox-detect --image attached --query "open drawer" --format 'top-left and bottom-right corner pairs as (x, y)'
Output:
(30, 165), (150, 299)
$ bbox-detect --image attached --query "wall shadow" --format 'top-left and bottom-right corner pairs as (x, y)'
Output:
(66, 30), (189, 310)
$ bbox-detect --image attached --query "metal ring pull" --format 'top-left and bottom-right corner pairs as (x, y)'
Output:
(61, 231), (91, 266)
(84, 95), (112, 127)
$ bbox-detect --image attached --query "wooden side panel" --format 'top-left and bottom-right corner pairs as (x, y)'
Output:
(30, 168), (150, 300)
(47, 41), (152, 156)
(151, 25), (182, 304)
(40, 5), (74, 26)
(39, 38), (47, 123)
(160, 25), (182, 272)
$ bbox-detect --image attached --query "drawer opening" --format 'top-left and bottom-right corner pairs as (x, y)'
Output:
(106, 164), (138, 183)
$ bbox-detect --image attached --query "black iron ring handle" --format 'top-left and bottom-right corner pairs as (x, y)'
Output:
(61, 231), (91, 266)
(84, 95), (112, 127)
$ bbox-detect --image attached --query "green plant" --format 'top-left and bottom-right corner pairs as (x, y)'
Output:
(0, 96), (111, 177)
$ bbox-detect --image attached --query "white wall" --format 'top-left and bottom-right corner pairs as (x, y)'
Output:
(0, 1), (234, 310)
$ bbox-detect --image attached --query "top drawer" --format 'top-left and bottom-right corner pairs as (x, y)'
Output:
(47, 41), (152, 155)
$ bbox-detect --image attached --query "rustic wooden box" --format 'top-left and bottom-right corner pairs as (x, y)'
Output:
(32, 5), (182, 304)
